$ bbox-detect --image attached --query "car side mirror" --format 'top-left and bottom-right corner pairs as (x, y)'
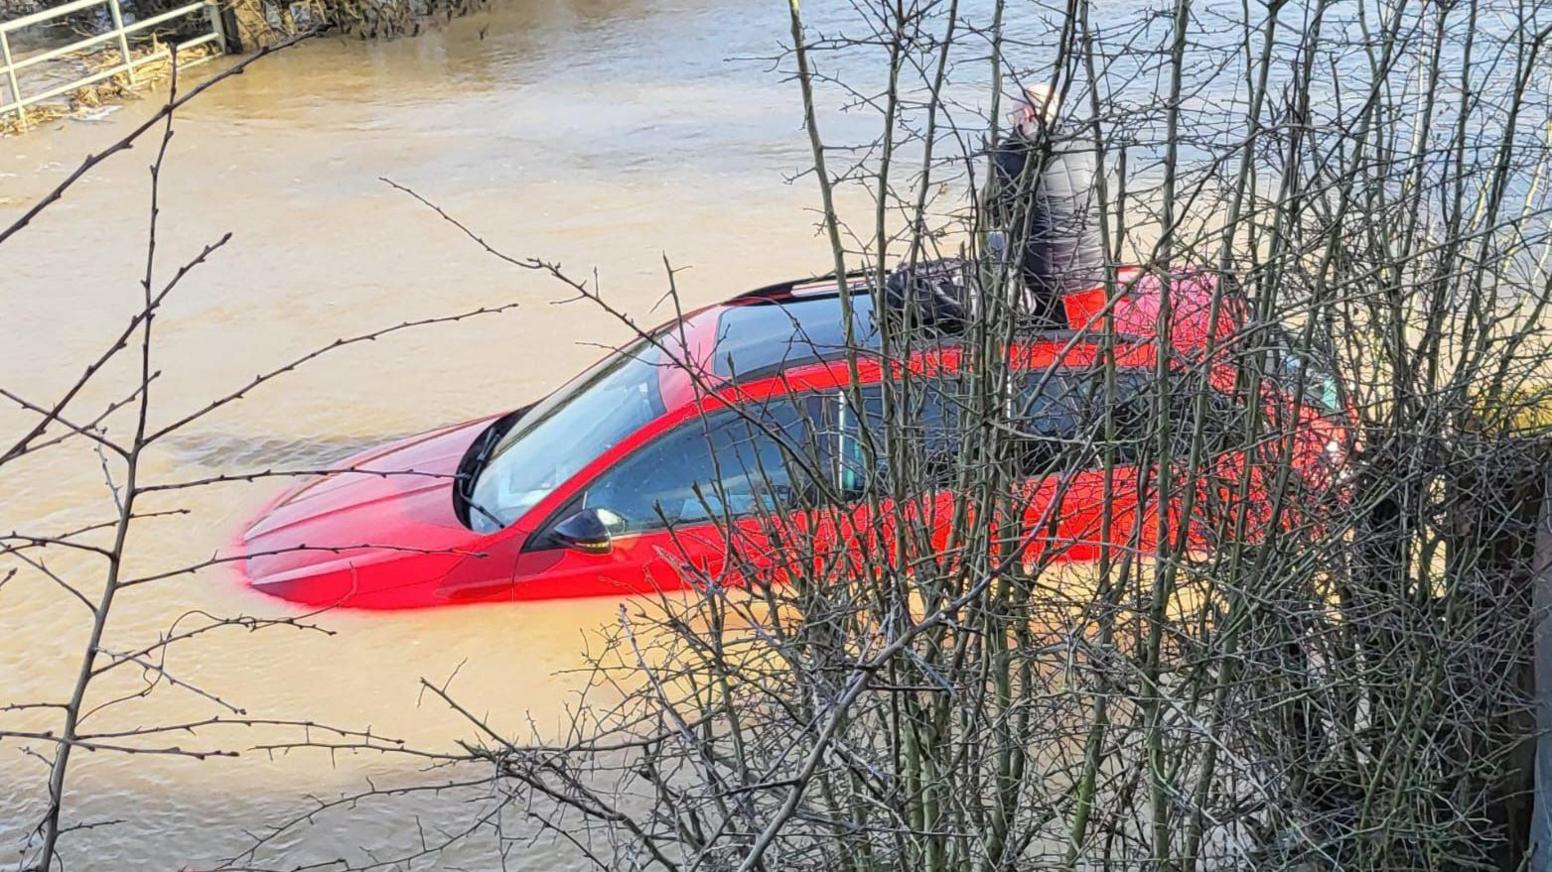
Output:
(548, 508), (621, 554)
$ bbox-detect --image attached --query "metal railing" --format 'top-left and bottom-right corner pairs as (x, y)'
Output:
(1, 0), (227, 130)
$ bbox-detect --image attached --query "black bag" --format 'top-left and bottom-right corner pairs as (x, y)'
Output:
(881, 258), (979, 332)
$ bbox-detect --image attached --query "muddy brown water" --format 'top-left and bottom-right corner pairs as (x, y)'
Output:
(0, 0), (1080, 866)
(3, 2), (1535, 865)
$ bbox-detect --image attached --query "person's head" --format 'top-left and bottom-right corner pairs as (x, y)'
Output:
(1010, 83), (1059, 138)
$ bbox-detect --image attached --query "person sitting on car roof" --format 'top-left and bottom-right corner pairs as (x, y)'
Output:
(981, 83), (1106, 329)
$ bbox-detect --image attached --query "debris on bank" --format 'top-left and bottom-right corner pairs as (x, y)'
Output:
(1, 0), (487, 137)
(1, 38), (217, 136)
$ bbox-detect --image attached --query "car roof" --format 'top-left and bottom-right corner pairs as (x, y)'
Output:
(650, 270), (1168, 415)
(716, 273), (1168, 371)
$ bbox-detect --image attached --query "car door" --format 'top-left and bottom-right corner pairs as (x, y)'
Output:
(835, 368), (1148, 574)
(509, 395), (824, 599)
(828, 379), (960, 580)
(825, 364), (1162, 576)
(1005, 366), (1161, 569)
(1039, 364), (1251, 562)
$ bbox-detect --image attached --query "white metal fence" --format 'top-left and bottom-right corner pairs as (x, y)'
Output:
(1, 0), (226, 129)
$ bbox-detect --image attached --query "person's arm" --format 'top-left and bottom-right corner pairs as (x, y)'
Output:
(980, 135), (1033, 231)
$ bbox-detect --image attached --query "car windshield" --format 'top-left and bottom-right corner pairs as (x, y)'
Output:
(467, 337), (667, 533)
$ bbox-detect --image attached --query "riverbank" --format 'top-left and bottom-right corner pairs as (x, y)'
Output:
(0, 38), (216, 135)
(0, 0), (495, 137)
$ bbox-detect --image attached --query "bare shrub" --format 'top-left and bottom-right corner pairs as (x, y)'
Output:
(304, 1), (1551, 870)
(6, 0), (1551, 870)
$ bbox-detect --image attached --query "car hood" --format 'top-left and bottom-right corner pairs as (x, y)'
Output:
(239, 417), (496, 598)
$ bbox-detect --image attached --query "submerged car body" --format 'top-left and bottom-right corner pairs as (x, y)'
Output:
(236, 268), (1351, 609)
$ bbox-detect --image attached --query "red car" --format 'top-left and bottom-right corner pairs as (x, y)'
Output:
(236, 268), (1350, 609)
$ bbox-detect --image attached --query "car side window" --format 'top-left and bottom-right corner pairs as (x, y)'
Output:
(836, 381), (960, 498)
(833, 370), (1166, 490)
(1014, 369), (1154, 469)
(1054, 367), (1238, 465)
(1009, 371), (1086, 470)
(545, 398), (818, 538)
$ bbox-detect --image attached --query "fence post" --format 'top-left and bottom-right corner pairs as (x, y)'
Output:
(205, 0), (226, 53)
(106, 0), (135, 84)
(206, 0), (240, 52)
(0, 31), (23, 131)
(1533, 464), (1552, 869)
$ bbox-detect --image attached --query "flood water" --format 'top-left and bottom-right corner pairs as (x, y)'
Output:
(6, 0), (1529, 865)
(0, 1), (1020, 867)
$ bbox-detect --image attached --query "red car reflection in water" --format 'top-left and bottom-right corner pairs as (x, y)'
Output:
(235, 268), (1352, 609)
